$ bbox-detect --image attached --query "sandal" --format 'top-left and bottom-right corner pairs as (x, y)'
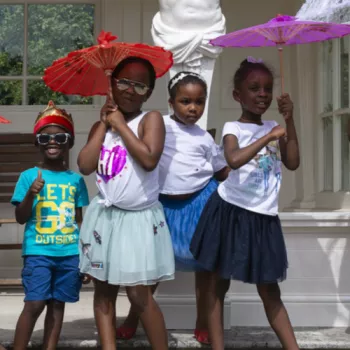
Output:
(116, 326), (137, 340)
(194, 329), (210, 345)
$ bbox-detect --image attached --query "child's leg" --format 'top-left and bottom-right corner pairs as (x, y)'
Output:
(13, 300), (46, 350)
(195, 271), (208, 331)
(42, 255), (81, 348)
(42, 300), (65, 350)
(126, 285), (168, 350)
(206, 272), (230, 350)
(14, 256), (54, 350)
(94, 279), (119, 350)
(116, 282), (158, 337)
(257, 283), (299, 350)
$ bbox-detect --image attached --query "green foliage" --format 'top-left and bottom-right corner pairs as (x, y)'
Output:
(0, 3), (95, 105)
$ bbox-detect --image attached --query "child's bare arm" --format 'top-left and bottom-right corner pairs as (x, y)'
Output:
(277, 94), (300, 171)
(224, 126), (284, 170)
(108, 110), (165, 171)
(15, 171), (44, 225)
(214, 166), (230, 181)
(75, 207), (83, 230)
(78, 121), (107, 175)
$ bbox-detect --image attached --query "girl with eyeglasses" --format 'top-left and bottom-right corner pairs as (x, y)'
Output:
(11, 101), (90, 350)
(77, 56), (175, 350)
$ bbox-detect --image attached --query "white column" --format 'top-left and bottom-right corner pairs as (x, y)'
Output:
(289, 44), (318, 209)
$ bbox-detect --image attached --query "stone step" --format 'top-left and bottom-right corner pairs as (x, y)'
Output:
(2, 325), (350, 349)
(0, 291), (349, 349)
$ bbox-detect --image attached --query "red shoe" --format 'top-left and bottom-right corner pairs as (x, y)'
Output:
(194, 329), (210, 344)
(116, 326), (137, 340)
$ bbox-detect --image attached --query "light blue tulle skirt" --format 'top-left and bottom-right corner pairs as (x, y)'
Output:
(79, 195), (175, 286)
(159, 178), (218, 272)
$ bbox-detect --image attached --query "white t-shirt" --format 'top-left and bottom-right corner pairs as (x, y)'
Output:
(218, 120), (282, 216)
(96, 112), (159, 210)
(159, 115), (226, 195)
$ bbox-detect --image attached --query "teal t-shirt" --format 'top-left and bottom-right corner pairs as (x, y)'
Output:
(11, 167), (89, 257)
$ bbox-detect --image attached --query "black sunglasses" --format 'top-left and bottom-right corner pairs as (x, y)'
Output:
(36, 133), (71, 145)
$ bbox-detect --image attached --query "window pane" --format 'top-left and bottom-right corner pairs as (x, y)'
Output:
(0, 81), (22, 105)
(27, 80), (92, 105)
(323, 116), (333, 191)
(28, 4), (95, 75)
(341, 38), (349, 108)
(0, 5), (24, 76)
(341, 114), (350, 190)
(322, 41), (333, 112)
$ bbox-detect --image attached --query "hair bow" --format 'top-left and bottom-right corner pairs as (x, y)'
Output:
(247, 56), (263, 64)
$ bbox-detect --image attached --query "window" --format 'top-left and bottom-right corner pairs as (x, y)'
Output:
(319, 38), (350, 197)
(0, 1), (98, 105)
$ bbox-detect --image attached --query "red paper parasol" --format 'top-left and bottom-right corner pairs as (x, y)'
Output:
(0, 116), (11, 124)
(43, 30), (173, 96)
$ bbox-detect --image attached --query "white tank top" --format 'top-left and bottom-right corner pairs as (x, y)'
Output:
(96, 112), (160, 210)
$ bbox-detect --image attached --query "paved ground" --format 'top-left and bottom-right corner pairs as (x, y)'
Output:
(1, 290), (350, 348)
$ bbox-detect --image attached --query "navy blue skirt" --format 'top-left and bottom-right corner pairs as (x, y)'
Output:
(190, 190), (288, 284)
(159, 178), (218, 272)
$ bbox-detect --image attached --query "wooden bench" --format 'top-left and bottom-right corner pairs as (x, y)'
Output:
(0, 134), (42, 285)
(0, 133), (41, 203)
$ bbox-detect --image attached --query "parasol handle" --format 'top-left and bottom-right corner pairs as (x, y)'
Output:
(278, 46), (284, 94)
(105, 70), (117, 132)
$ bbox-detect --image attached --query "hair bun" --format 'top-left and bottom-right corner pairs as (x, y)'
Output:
(240, 59), (249, 68)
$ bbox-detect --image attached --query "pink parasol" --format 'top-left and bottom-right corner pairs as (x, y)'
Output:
(210, 14), (350, 92)
(0, 116), (11, 124)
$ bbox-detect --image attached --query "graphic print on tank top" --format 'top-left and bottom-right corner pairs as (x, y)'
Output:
(97, 136), (128, 183)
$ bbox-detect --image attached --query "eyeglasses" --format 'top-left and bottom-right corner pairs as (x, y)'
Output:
(36, 133), (71, 145)
(114, 78), (149, 96)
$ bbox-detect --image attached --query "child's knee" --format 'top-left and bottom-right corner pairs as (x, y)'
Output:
(126, 286), (150, 314)
(49, 299), (65, 310)
(257, 283), (281, 303)
(24, 300), (46, 318)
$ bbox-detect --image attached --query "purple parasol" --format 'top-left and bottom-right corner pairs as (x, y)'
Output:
(210, 14), (350, 92)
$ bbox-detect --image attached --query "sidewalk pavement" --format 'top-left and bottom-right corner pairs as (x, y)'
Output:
(1, 290), (350, 348)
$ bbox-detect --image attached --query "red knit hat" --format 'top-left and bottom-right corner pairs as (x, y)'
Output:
(33, 101), (74, 137)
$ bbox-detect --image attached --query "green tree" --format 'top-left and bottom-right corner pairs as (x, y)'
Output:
(0, 4), (95, 105)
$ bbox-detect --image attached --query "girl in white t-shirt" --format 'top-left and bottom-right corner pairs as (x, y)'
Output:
(190, 58), (300, 350)
(116, 71), (229, 344)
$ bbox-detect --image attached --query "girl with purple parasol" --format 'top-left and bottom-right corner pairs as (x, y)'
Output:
(190, 58), (300, 350)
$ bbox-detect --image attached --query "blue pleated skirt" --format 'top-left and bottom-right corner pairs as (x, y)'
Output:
(190, 190), (288, 284)
(159, 178), (218, 272)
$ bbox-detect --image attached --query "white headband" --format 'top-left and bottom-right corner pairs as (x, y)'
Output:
(169, 72), (207, 90)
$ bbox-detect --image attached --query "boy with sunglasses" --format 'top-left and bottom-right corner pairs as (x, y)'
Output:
(11, 101), (89, 350)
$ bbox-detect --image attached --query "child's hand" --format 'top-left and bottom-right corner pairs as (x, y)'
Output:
(269, 125), (286, 140)
(29, 170), (45, 196)
(277, 93), (293, 121)
(100, 89), (117, 125)
(107, 109), (126, 131)
(81, 273), (91, 285)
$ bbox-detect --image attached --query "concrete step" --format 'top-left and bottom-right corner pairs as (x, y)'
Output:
(3, 327), (350, 349)
(0, 291), (350, 349)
